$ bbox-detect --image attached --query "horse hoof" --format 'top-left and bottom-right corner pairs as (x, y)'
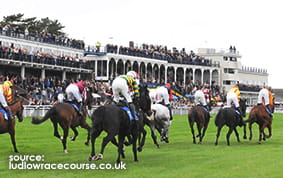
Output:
(88, 156), (94, 162)
(94, 154), (103, 160)
(243, 136), (247, 139)
(85, 142), (89, 146)
(258, 142), (262, 144)
(249, 138), (252, 141)
(64, 149), (68, 153)
(215, 143), (218, 146)
(198, 142), (202, 144)
(263, 137), (266, 141)
(69, 137), (75, 141)
(137, 147), (142, 152)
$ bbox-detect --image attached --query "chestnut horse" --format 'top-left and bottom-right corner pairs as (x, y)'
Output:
(243, 105), (273, 144)
(188, 105), (210, 144)
(32, 87), (93, 153)
(0, 97), (27, 152)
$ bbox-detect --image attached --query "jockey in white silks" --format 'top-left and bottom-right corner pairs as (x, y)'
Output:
(111, 74), (140, 120)
(257, 86), (273, 115)
(65, 80), (86, 115)
(149, 83), (173, 120)
(192, 85), (209, 114)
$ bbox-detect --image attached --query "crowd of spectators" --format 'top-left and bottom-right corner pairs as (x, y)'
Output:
(0, 24), (85, 50)
(0, 42), (92, 69)
(106, 43), (211, 66)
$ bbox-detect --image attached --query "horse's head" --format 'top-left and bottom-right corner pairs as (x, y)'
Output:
(10, 97), (26, 122)
(239, 98), (247, 117)
(83, 87), (94, 110)
(138, 85), (152, 116)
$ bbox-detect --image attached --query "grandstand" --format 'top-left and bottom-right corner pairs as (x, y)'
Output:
(0, 29), (269, 106)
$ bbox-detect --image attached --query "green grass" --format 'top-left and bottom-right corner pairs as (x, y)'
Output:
(1, 114), (283, 178)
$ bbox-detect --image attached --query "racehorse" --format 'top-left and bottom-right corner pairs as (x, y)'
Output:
(243, 104), (273, 144)
(32, 87), (93, 153)
(140, 104), (171, 149)
(188, 105), (210, 144)
(0, 96), (28, 152)
(88, 85), (151, 163)
(215, 99), (247, 146)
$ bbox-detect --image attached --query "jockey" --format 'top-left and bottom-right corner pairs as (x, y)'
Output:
(65, 80), (86, 115)
(257, 86), (273, 116)
(0, 81), (14, 120)
(126, 71), (140, 85)
(111, 74), (140, 120)
(226, 82), (243, 124)
(155, 83), (173, 120)
(193, 85), (209, 113)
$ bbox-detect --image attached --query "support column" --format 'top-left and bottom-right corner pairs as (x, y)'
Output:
(201, 68), (204, 84)
(62, 71), (66, 81)
(210, 70), (212, 86)
(106, 60), (109, 81)
(183, 68), (186, 85)
(41, 69), (45, 80)
(174, 67), (177, 83)
(192, 68), (195, 83)
(165, 66), (167, 83)
(21, 66), (25, 80)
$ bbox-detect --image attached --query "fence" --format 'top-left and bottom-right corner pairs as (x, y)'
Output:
(23, 105), (283, 118)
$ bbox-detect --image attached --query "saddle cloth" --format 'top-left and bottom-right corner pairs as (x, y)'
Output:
(119, 106), (139, 120)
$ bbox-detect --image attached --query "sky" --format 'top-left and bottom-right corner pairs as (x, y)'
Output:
(1, 0), (282, 88)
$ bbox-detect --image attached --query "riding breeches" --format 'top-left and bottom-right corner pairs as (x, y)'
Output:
(65, 84), (82, 103)
(194, 90), (207, 106)
(227, 92), (239, 107)
(112, 77), (132, 103)
(156, 86), (170, 105)
(257, 88), (269, 105)
(0, 89), (8, 107)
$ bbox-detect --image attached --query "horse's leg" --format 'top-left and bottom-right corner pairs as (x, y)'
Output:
(196, 123), (203, 144)
(9, 128), (18, 153)
(138, 127), (147, 152)
(243, 123), (247, 139)
(189, 121), (196, 144)
(266, 123), (272, 139)
(149, 123), (160, 148)
(226, 127), (234, 146)
(249, 122), (253, 141)
(117, 134), (125, 164)
(52, 121), (61, 140)
(99, 132), (116, 158)
(201, 123), (209, 144)
(233, 128), (240, 142)
(61, 127), (69, 153)
(70, 127), (78, 141)
(131, 131), (138, 162)
(215, 125), (223, 145)
(111, 137), (125, 159)
(88, 128), (102, 161)
(259, 122), (268, 144)
(80, 122), (91, 146)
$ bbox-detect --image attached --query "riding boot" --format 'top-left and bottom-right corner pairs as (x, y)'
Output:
(129, 102), (138, 120)
(236, 107), (243, 126)
(203, 105), (211, 118)
(166, 104), (173, 121)
(4, 106), (13, 120)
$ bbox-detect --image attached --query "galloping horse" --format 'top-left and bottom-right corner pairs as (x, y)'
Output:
(88, 85), (151, 163)
(243, 104), (273, 144)
(32, 87), (93, 153)
(0, 96), (28, 152)
(188, 105), (210, 144)
(215, 99), (247, 146)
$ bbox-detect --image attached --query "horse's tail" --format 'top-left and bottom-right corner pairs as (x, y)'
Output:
(243, 108), (256, 123)
(31, 107), (56, 124)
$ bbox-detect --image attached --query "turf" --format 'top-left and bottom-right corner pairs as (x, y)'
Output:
(0, 114), (282, 178)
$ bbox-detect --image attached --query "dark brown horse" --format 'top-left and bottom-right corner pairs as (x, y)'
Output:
(243, 105), (273, 144)
(0, 97), (28, 152)
(188, 105), (210, 144)
(32, 88), (93, 153)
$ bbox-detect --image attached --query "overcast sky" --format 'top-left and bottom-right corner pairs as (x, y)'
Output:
(1, 0), (282, 88)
